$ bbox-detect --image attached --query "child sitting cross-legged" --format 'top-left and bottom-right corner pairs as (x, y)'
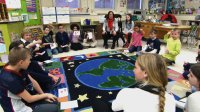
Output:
(124, 23), (145, 56)
(142, 29), (161, 54)
(69, 24), (83, 51)
(0, 47), (59, 112)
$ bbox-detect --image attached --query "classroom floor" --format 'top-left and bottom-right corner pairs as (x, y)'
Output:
(0, 39), (198, 112)
(54, 39), (198, 73)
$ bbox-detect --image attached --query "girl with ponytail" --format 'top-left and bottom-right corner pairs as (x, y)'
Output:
(112, 53), (176, 112)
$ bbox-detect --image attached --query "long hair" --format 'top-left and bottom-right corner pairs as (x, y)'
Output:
(106, 11), (115, 20)
(136, 53), (168, 112)
(125, 13), (132, 25)
(190, 64), (200, 90)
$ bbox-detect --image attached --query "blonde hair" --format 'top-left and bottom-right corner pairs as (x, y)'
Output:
(21, 28), (31, 38)
(136, 53), (168, 112)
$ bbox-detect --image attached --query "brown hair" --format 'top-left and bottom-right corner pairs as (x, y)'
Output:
(8, 47), (31, 66)
(125, 13), (132, 24)
(58, 24), (64, 28)
(190, 64), (200, 90)
(150, 29), (157, 34)
(21, 28), (31, 38)
(134, 23), (141, 28)
(137, 53), (168, 112)
(106, 11), (115, 20)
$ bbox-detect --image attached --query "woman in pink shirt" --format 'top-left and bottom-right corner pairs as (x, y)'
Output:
(128, 23), (145, 55)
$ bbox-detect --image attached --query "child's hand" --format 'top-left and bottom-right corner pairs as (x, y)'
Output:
(45, 93), (57, 102)
(167, 30), (172, 35)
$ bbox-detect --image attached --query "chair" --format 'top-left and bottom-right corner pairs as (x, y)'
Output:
(186, 25), (198, 48)
(104, 14), (121, 47)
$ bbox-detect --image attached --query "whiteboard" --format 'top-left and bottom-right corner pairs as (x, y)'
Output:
(43, 16), (57, 24)
(57, 15), (70, 23)
(42, 7), (56, 15)
(56, 7), (69, 14)
(5, 0), (21, 9)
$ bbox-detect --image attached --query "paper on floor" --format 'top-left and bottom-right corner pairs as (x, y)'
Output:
(60, 100), (78, 110)
(58, 88), (68, 98)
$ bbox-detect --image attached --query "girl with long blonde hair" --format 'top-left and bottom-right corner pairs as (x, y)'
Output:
(112, 53), (176, 112)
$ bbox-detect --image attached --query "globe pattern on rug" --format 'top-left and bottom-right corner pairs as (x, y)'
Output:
(75, 58), (135, 90)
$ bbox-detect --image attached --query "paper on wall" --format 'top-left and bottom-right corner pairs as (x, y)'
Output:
(57, 15), (70, 23)
(0, 54), (8, 63)
(42, 7), (56, 15)
(43, 16), (56, 24)
(0, 43), (6, 53)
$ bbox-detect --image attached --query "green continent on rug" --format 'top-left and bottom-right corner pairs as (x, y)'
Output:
(63, 53), (136, 111)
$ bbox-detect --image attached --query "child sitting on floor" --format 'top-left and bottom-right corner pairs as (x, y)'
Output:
(69, 24), (83, 50)
(127, 23), (145, 56)
(55, 24), (70, 53)
(162, 28), (181, 65)
(185, 63), (200, 112)
(0, 47), (59, 112)
(82, 30), (97, 48)
(182, 45), (200, 79)
(142, 29), (161, 54)
(9, 40), (61, 92)
(42, 26), (58, 57)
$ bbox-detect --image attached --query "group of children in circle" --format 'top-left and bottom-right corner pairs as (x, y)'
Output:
(0, 11), (200, 112)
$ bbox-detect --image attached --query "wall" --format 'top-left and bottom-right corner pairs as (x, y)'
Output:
(185, 0), (200, 9)
(40, 0), (128, 23)
(8, 0), (42, 26)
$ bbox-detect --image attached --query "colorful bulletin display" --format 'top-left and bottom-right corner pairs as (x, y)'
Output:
(8, 0), (42, 26)
(29, 27), (43, 39)
(26, 0), (36, 12)
(5, 0), (21, 9)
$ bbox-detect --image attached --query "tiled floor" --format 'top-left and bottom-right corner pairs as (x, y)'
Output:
(0, 39), (198, 112)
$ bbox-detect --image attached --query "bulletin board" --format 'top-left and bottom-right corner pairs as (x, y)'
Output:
(5, 0), (21, 9)
(8, 0), (42, 26)
(42, 7), (70, 24)
(29, 27), (43, 39)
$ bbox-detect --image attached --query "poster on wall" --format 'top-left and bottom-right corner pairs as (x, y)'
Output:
(29, 27), (43, 39)
(5, 0), (21, 9)
(26, 0), (37, 12)
(0, 30), (6, 53)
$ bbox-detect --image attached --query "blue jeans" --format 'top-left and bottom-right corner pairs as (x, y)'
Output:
(46, 48), (58, 57)
(128, 46), (142, 55)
